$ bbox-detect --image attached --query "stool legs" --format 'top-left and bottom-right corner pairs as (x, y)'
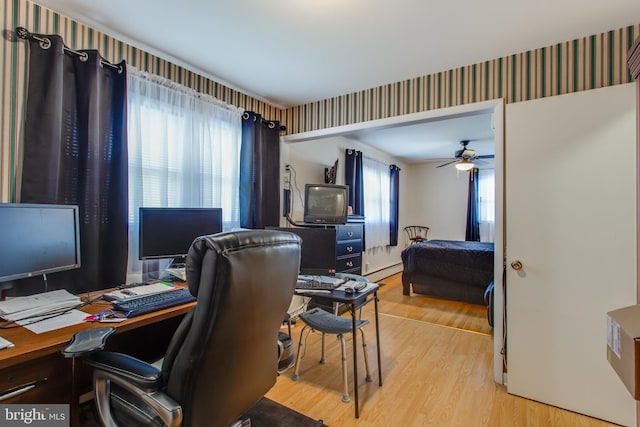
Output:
(338, 333), (350, 403)
(292, 326), (372, 404)
(320, 333), (327, 364)
(292, 325), (312, 381)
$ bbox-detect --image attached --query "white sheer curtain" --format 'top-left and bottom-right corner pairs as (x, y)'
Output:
(478, 168), (495, 243)
(126, 66), (243, 280)
(363, 156), (391, 249)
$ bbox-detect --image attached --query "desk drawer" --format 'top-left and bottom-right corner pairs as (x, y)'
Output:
(0, 354), (71, 403)
(336, 225), (362, 241)
(337, 240), (362, 257)
(336, 255), (362, 272)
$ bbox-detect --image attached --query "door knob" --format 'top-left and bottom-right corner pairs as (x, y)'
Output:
(510, 260), (523, 270)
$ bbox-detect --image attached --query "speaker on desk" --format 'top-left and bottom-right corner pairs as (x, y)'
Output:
(282, 188), (291, 217)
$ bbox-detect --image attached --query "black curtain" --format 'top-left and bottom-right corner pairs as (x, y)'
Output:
(389, 165), (400, 246)
(19, 31), (128, 294)
(240, 111), (281, 229)
(465, 168), (480, 241)
(344, 149), (364, 216)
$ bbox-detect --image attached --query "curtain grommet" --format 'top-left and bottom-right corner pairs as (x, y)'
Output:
(39, 38), (51, 50)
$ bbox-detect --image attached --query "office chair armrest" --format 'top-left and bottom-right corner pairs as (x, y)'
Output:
(86, 351), (162, 390)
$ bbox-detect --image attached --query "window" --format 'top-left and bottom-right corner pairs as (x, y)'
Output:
(478, 168), (495, 242)
(126, 68), (243, 279)
(362, 156), (391, 249)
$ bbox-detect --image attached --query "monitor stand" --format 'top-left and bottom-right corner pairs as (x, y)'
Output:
(165, 257), (187, 281)
(168, 256), (186, 269)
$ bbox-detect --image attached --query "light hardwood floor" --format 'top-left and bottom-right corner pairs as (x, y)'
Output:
(266, 273), (620, 427)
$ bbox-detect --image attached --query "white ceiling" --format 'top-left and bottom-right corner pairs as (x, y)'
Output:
(31, 0), (640, 162)
(341, 112), (495, 164)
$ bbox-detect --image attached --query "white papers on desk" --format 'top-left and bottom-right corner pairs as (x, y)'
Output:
(18, 309), (87, 334)
(0, 289), (82, 322)
(165, 267), (186, 281)
(0, 336), (14, 349)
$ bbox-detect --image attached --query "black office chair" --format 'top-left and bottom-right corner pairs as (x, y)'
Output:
(77, 230), (301, 427)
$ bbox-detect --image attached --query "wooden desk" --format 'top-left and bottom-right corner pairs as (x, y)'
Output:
(0, 295), (195, 427)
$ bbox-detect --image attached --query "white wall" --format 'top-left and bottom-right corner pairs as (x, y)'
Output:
(404, 162), (470, 241)
(281, 136), (409, 278)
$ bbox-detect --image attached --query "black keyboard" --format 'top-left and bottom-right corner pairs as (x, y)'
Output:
(113, 288), (195, 317)
(296, 279), (340, 291)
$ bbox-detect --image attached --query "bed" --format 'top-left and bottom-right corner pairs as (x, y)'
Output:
(401, 240), (494, 305)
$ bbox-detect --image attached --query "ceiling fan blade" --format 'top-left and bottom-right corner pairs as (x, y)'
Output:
(475, 154), (495, 159)
(436, 159), (459, 168)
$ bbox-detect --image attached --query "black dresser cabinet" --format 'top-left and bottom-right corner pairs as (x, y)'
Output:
(335, 218), (364, 275)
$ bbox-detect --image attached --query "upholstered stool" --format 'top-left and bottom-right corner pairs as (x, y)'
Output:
(292, 307), (372, 403)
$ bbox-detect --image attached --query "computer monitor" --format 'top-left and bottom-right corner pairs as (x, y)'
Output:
(271, 227), (337, 276)
(0, 203), (81, 284)
(139, 207), (223, 262)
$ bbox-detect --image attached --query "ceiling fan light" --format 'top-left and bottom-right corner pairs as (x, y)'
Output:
(455, 161), (474, 171)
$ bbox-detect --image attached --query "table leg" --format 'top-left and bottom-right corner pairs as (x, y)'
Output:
(351, 302), (359, 418)
(374, 292), (382, 386)
(70, 357), (79, 427)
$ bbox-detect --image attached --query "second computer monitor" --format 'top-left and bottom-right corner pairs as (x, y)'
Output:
(139, 207), (223, 261)
(271, 227), (337, 276)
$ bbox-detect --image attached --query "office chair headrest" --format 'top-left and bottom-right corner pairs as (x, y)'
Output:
(185, 229), (302, 296)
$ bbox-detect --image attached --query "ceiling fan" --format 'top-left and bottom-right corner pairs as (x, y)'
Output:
(436, 140), (495, 171)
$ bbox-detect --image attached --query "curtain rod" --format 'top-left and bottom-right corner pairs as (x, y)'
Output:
(15, 27), (123, 74)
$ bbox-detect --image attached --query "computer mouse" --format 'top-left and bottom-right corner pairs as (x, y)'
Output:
(344, 286), (355, 294)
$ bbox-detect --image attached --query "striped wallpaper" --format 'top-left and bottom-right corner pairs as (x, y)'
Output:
(1, 0), (639, 202)
(283, 25), (640, 134)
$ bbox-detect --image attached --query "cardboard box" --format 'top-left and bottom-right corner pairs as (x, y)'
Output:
(607, 304), (640, 399)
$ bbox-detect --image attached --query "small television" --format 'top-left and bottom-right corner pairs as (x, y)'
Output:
(270, 227), (337, 276)
(303, 184), (349, 225)
(0, 203), (81, 283)
(139, 207), (223, 262)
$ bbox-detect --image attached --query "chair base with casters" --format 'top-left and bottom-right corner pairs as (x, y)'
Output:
(292, 307), (372, 403)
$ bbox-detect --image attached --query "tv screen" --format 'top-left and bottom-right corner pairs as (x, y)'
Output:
(270, 227), (337, 276)
(139, 207), (223, 260)
(0, 203), (81, 283)
(303, 184), (349, 225)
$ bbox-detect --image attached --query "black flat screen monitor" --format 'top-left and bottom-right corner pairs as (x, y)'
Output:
(271, 227), (337, 276)
(303, 184), (349, 225)
(139, 207), (223, 260)
(0, 203), (81, 283)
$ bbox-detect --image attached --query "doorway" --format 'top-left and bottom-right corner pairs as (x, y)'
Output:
(282, 99), (506, 383)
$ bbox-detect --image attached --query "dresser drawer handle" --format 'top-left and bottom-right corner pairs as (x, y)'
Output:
(0, 379), (47, 401)
(346, 261), (354, 267)
(346, 246), (353, 253)
(347, 231), (354, 237)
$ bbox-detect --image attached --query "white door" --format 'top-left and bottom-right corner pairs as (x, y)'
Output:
(505, 83), (637, 426)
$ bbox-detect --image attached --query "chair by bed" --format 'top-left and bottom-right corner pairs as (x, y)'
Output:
(401, 240), (494, 305)
(403, 225), (429, 244)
